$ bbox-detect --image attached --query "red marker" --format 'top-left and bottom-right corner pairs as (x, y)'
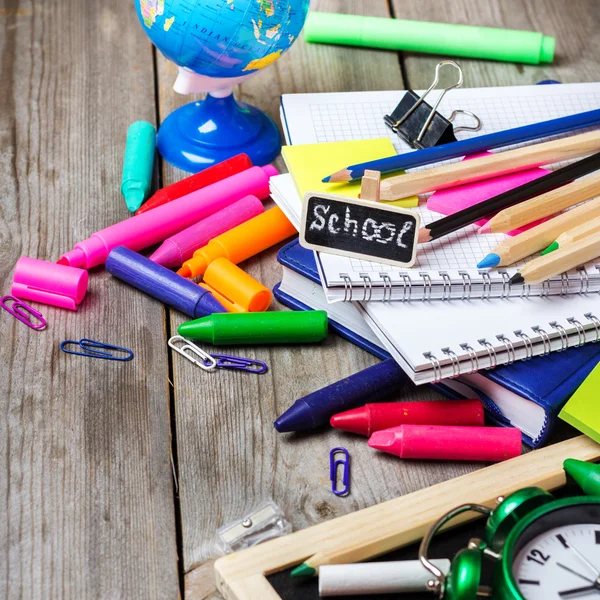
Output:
(134, 154), (253, 215)
(330, 400), (484, 437)
(368, 425), (522, 462)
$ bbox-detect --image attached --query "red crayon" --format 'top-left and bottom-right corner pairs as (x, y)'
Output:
(330, 400), (484, 437)
(368, 425), (522, 462)
(134, 154), (253, 215)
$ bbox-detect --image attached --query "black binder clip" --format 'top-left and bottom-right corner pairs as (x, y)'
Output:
(384, 60), (481, 149)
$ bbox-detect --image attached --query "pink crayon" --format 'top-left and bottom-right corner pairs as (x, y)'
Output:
(149, 195), (265, 268)
(58, 165), (277, 269)
(368, 425), (522, 463)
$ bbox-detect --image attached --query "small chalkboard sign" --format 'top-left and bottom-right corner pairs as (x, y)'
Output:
(300, 192), (420, 267)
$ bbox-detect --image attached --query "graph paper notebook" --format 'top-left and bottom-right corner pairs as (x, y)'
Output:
(279, 83), (600, 302)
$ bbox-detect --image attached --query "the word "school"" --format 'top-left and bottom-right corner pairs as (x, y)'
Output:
(300, 195), (420, 267)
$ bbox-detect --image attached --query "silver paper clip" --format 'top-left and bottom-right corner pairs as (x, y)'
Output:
(1, 295), (46, 330)
(60, 338), (134, 361)
(168, 335), (217, 371)
(330, 447), (350, 497)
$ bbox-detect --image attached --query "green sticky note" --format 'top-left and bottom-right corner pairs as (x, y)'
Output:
(559, 363), (600, 442)
(281, 138), (418, 208)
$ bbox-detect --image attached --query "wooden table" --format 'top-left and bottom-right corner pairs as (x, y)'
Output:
(2, 1), (599, 598)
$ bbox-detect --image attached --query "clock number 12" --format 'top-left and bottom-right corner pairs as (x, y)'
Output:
(526, 549), (551, 566)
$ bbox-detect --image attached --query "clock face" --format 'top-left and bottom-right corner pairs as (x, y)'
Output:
(511, 501), (600, 600)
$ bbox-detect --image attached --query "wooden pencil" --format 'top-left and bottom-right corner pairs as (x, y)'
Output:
(476, 197), (600, 268)
(479, 171), (600, 234)
(542, 214), (600, 254)
(418, 149), (600, 244)
(509, 235), (600, 285)
(379, 130), (600, 201)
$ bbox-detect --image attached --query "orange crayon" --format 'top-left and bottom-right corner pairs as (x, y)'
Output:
(178, 206), (297, 277)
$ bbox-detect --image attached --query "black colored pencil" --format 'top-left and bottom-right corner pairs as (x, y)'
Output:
(418, 150), (600, 243)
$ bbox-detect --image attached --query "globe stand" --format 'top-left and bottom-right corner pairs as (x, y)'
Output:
(157, 90), (281, 173)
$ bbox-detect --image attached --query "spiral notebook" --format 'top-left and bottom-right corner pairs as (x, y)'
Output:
(359, 293), (600, 385)
(279, 82), (600, 302)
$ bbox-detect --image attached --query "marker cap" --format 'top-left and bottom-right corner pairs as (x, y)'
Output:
(200, 258), (272, 313)
(12, 257), (89, 311)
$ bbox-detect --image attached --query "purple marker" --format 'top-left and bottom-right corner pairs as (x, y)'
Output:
(274, 359), (408, 432)
(149, 195), (265, 268)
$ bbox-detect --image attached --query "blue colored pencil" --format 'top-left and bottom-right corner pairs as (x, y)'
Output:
(323, 108), (600, 182)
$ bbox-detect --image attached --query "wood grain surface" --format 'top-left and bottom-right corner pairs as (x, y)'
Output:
(0, 1), (178, 598)
(2, 1), (600, 599)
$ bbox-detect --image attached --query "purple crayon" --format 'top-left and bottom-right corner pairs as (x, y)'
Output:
(274, 359), (408, 432)
(106, 246), (225, 318)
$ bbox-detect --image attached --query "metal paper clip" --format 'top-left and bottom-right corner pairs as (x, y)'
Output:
(1, 295), (47, 330)
(330, 447), (350, 497)
(384, 60), (481, 149)
(60, 338), (134, 361)
(168, 335), (217, 371)
(208, 354), (268, 374)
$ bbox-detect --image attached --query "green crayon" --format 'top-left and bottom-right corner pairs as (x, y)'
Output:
(304, 12), (555, 65)
(564, 458), (600, 497)
(178, 311), (329, 345)
(121, 120), (156, 212)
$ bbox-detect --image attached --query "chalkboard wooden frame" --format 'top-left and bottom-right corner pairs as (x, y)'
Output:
(299, 192), (421, 268)
(214, 437), (598, 600)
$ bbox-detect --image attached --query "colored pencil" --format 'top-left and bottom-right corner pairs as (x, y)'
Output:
(542, 215), (600, 255)
(380, 130), (600, 201)
(478, 171), (600, 234)
(323, 108), (600, 183)
(418, 150), (600, 244)
(477, 197), (600, 268)
(509, 235), (600, 285)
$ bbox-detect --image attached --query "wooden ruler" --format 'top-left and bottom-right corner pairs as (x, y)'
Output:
(214, 436), (600, 600)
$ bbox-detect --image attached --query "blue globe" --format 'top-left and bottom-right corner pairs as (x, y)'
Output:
(135, 0), (310, 79)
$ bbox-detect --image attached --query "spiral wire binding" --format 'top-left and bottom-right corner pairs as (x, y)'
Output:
(478, 339), (498, 369)
(423, 352), (443, 383)
(514, 331), (534, 360)
(336, 266), (597, 302)
(460, 343), (479, 373)
(550, 321), (569, 351)
(442, 347), (460, 378)
(496, 335), (516, 364)
(567, 318), (587, 347)
(532, 326), (552, 356)
(585, 313), (600, 341)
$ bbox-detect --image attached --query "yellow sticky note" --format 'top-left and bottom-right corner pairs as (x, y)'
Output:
(559, 363), (600, 442)
(281, 138), (418, 208)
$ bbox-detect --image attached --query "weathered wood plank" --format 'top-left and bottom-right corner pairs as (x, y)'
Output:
(153, 0), (460, 577)
(0, 1), (179, 597)
(393, 0), (600, 88)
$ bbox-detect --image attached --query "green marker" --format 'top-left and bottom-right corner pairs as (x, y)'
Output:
(121, 121), (156, 212)
(564, 459), (600, 497)
(304, 12), (555, 65)
(178, 311), (329, 345)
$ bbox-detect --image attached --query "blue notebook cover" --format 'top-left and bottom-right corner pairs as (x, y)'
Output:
(275, 239), (600, 447)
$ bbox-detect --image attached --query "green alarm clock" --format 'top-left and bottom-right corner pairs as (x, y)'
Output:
(419, 459), (600, 600)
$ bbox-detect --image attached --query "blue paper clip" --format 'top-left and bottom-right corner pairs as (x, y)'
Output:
(206, 354), (268, 374)
(60, 338), (134, 361)
(330, 447), (350, 497)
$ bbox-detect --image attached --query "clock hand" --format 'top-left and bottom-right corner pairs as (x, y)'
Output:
(558, 584), (600, 599)
(566, 541), (600, 583)
(558, 562), (596, 584)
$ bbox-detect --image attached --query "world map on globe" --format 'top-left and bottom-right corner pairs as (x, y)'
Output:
(135, 0), (310, 79)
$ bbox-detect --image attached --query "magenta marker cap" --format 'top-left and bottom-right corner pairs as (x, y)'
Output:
(12, 257), (89, 311)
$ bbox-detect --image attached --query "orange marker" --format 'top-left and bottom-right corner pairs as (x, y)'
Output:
(199, 258), (272, 313)
(178, 206), (297, 277)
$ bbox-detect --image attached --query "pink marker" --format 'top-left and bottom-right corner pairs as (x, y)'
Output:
(58, 165), (277, 269)
(149, 195), (265, 268)
(368, 425), (522, 463)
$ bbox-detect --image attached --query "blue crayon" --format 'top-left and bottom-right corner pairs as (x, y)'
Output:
(106, 246), (225, 318)
(274, 359), (408, 433)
